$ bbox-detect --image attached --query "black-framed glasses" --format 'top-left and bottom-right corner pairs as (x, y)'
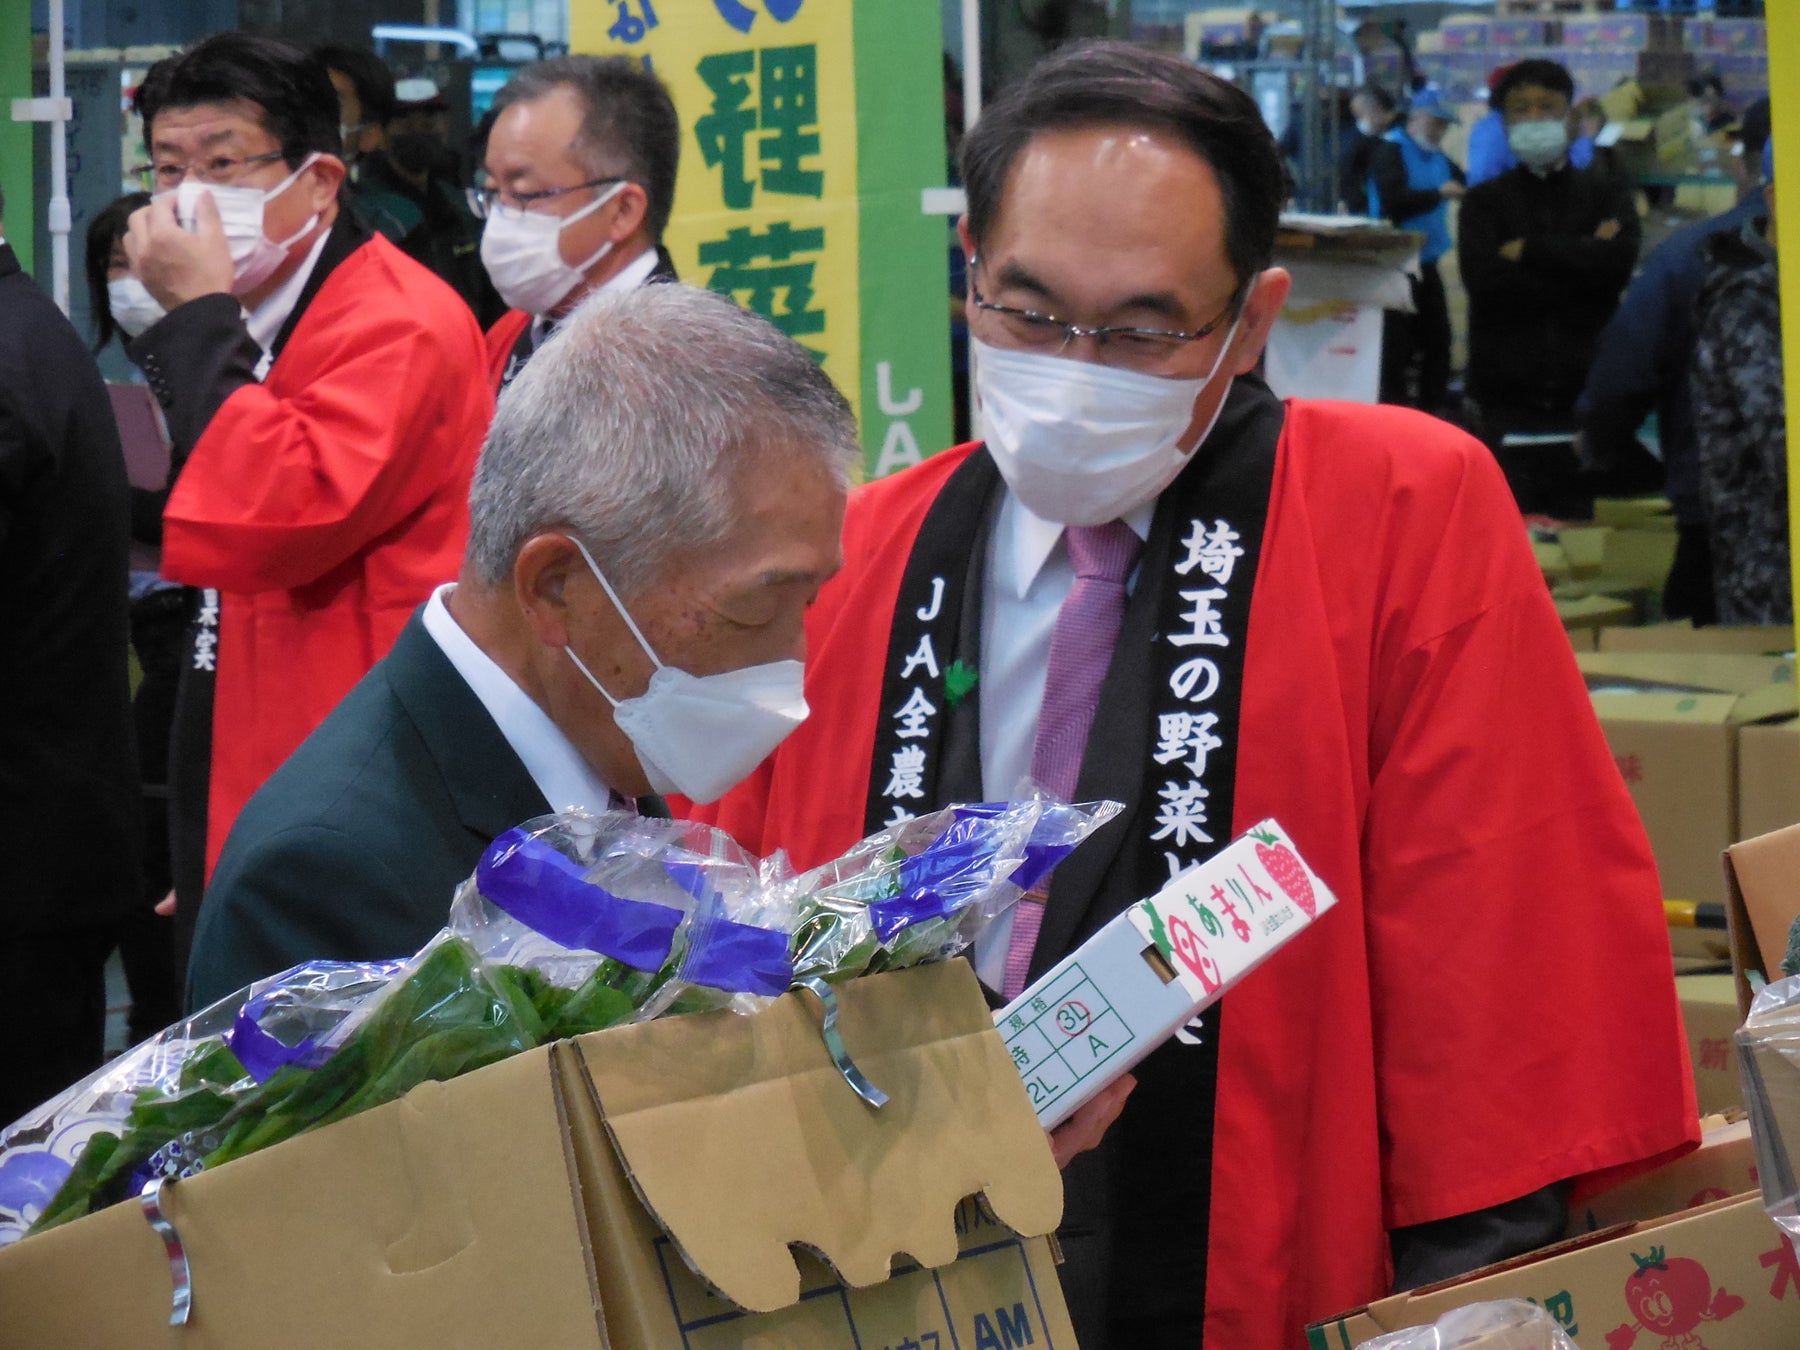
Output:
(970, 264), (1242, 372)
(135, 150), (287, 192)
(467, 175), (626, 221)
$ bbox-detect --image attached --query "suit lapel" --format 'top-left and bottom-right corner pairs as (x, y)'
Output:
(381, 614), (551, 842)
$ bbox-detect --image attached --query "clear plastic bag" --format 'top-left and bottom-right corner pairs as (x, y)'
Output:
(776, 797), (1122, 986)
(0, 797), (1122, 1245)
(0, 957), (403, 1245)
(1736, 973), (1800, 1239)
(1356, 1298), (1578, 1349)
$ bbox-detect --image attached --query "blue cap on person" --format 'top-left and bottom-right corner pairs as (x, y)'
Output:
(1407, 87), (1460, 126)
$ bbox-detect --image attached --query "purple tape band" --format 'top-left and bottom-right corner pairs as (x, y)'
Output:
(478, 829), (681, 971)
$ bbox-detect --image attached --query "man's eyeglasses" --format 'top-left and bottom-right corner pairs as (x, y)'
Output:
(970, 267), (1242, 373)
(467, 176), (625, 221)
(134, 151), (288, 192)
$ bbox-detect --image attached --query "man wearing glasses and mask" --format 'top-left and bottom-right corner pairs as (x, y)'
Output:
(120, 33), (492, 970)
(698, 42), (1695, 1350)
(474, 56), (680, 393)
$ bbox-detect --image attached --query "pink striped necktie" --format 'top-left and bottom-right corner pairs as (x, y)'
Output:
(1001, 519), (1143, 1001)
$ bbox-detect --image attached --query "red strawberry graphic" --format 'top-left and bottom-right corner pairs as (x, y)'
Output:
(1252, 827), (1315, 918)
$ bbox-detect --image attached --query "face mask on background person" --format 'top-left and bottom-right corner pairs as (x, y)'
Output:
(107, 275), (167, 338)
(167, 152), (322, 294)
(479, 180), (626, 317)
(1356, 118), (1378, 138)
(561, 537), (810, 804)
(387, 130), (446, 178)
(972, 293), (1250, 526)
(1508, 119), (1570, 171)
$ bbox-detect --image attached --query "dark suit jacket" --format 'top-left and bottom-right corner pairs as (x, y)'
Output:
(186, 612), (550, 1008)
(0, 242), (140, 934)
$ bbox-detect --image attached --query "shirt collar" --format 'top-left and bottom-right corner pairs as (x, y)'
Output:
(533, 246), (662, 347)
(242, 225), (332, 369)
(1000, 490), (1155, 600)
(422, 583), (617, 815)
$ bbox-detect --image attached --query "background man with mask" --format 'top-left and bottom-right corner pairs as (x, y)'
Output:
(0, 184), (140, 1125)
(1459, 57), (1639, 519)
(121, 32), (493, 974)
(185, 284), (849, 1008)
(476, 56), (680, 394)
(339, 74), (506, 325)
(313, 43), (410, 245)
(697, 41), (1695, 1350)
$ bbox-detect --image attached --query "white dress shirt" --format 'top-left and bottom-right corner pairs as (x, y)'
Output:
(421, 583), (617, 815)
(243, 225), (333, 379)
(972, 491), (1153, 991)
(531, 246), (662, 349)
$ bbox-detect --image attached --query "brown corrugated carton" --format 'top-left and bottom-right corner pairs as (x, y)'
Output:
(0, 962), (1073, 1349)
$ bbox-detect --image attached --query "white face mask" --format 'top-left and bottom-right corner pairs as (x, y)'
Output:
(108, 275), (167, 338)
(973, 298), (1247, 526)
(480, 180), (625, 317)
(167, 152), (322, 294)
(1508, 119), (1570, 171)
(1356, 118), (1379, 138)
(562, 537), (810, 804)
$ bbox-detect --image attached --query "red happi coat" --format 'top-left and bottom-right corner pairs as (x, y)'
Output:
(697, 400), (1699, 1349)
(161, 236), (493, 876)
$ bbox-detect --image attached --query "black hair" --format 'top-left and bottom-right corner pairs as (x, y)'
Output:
(490, 56), (680, 241)
(1688, 72), (1726, 101)
(135, 32), (342, 168)
(1356, 83), (1398, 115)
(84, 191), (152, 352)
(1493, 59), (1575, 112)
(959, 39), (1284, 292)
(313, 43), (397, 128)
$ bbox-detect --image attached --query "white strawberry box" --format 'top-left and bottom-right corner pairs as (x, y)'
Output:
(995, 819), (1337, 1128)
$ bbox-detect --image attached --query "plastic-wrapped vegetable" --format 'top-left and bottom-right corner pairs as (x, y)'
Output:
(777, 798), (1122, 985)
(1355, 1299), (1577, 1349)
(0, 796), (1120, 1244)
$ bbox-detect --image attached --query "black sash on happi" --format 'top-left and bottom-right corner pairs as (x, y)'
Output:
(862, 376), (1286, 1346)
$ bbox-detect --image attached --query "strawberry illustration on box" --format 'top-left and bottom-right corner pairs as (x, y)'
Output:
(1605, 1246), (1745, 1350)
(997, 819), (1337, 1128)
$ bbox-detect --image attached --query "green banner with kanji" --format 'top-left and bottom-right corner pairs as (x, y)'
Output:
(573, 0), (953, 478)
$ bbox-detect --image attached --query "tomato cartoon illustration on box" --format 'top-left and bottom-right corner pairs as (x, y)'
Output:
(1605, 1246), (1745, 1350)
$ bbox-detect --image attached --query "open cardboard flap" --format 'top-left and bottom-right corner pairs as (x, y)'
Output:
(568, 960), (1062, 1315)
(1725, 823), (1800, 1015)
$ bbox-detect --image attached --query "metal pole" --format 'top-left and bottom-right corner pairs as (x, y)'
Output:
(46, 0), (69, 313)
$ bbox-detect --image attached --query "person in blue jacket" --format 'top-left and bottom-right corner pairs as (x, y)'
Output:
(1369, 87), (1465, 412)
(1576, 136), (1773, 623)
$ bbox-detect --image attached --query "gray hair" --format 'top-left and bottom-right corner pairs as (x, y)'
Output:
(467, 283), (859, 597)
(489, 55), (680, 239)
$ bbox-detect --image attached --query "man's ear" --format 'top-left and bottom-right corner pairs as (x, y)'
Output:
(1225, 267), (1292, 378)
(609, 182), (651, 244)
(303, 154), (349, 211)
(513, 533), (585, 650)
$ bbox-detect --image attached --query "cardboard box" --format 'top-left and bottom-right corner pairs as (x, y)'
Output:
(1740, 720), (1800, 844)
(0, 962), (1075, 1349)
(1603, 527), (1682, 591)
(1681, 973), (1748, 1116)
(1582, 653), (1798, 907)
(1593, 497), (1674, 530)
(1571, 1115), (1756, 1236)
(1311, 1193), (1800, 1349)
(1724, 824), (1800, 1017)
(1600, 624), (1795, 657)
(1704, 18), (1767, 52)
(1436, 17), (1489, 51)
(1556, 594), (1634, 640)
(998, 819), (1335, 1129)
(1564, 15), (1651, 48)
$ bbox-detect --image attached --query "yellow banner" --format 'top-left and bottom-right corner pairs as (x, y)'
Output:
(573, 0), (862, 420)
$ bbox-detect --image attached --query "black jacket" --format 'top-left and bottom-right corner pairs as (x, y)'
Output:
(187, 613), (551, 1008)
(0, 243), (141, 933)
(1459, 162), (1641, 417)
